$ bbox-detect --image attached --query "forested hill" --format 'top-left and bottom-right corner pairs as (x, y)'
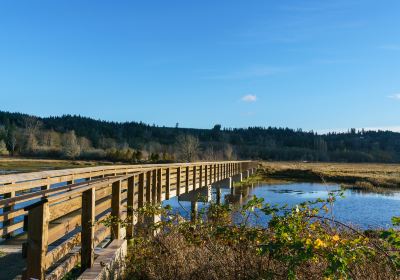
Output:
(0, 110), (400, 163)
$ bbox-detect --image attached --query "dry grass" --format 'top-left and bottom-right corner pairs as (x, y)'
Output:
(260, 162), (400, 189)
(124, 224), (398, 280)
(0, 157), (109, 173)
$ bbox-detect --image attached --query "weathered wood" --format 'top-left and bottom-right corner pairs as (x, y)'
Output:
(26, 200), (49, 280)
(205, 164), (208, 186)
(165, 168), (170, 200)
(45, 232), (81, 270)
(192, 166), (197, 190)
(157, 169), (162, 203)
(111, 180), (121, 239)
(126, 175), (135, 239)
(185, 166), (190, 193)
(176, 167), (181, 196)
(146, 171), (151, 203)
(152, 169), (157, 205)
(2, 191), (15, 239)
(138, 173), (145, 207)
(199, 165), (203, 188)
(0, 160), (254, 279)
(81, 187), (95, 271)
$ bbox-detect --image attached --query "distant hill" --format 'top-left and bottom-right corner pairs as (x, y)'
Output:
(0, 110), (400, 163)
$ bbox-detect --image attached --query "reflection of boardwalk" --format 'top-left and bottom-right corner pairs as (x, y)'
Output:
(224, 184), (254, 204)
(0, 161), (257, 279)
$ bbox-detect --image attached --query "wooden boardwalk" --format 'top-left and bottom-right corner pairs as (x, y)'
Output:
(0, 161), (257, 279)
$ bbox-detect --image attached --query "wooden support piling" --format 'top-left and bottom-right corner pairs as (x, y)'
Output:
(81, 187), (95, 270)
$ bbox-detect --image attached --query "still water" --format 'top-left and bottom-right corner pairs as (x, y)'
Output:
(163, 182), (400, 229)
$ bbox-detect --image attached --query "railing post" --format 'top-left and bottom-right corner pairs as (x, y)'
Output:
(25, 199), (49, 280)
(157, 168), (162, 203)
(138, 173), (145, 208)
(146, 171), (152, 203)
(214, 164), (217, 183)
(111, 180), (121, 239)
(81, 187), (95, 271)
(176, 167), (181, 196)
(185, 166), (190, 193)
(199, 165), (203, 188)
(41, 177), (50, 190)
(3, 190), (15, 239)
(193, 166), (197, 190)
(127, 175), (136, 239)
(204, 164), (208, 186)
(152, 169), (157, 205)
(165, 168), (171, 200)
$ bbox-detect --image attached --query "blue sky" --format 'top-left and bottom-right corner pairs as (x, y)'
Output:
(1, 0), (400, 132)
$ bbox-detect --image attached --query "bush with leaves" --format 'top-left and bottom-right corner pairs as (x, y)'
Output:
(102, 192), (400, 280)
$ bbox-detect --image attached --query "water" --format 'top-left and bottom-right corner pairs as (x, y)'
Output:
(0, 170), (17, 175)
(163, 182), (400, 229)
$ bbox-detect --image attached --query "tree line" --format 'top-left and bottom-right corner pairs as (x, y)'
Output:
(0, 111), (400, 163)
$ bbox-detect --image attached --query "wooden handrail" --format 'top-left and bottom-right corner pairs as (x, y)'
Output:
(2, 161), (258, 279)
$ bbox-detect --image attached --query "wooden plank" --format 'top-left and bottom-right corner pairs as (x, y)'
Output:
(157, 169), (162, 203)
(111, 180), (121, 240)
(145, 171), (151, 203)
(0, 220), (24, 236)
(45, 232), (81, 270)
(165, 168), (170, 200)
(176, 167), (181, 196)
(151, 169), (157, 205)
(192, 166), (197, 190)
(26, 200), (49, 280)
(205, 164), (208, 186)
(185, 166), (190, 193)
(81, 187), (95, 271)
(126, 175), (135, 239)
(138, 173), (144, 208)
(2, 191), (15, 239)
(199, 165), (203, 188)
(0, 208), (25, 222)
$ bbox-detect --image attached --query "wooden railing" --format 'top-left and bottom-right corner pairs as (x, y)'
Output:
(0, 161), (258, 279)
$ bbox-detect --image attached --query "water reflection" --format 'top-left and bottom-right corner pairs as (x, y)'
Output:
(163, 181), (400, 229)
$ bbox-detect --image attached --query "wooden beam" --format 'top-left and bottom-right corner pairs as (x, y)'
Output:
(146, 171), (151, 203)
(26, 200), (49, 280)
(199, 165), (203, 188)
(157, 169), (162, 203)
(176, 167), (181, 196)
(152, 169), (157, 205)
(185, 166), (190, 193)
(2, 190), (15, 239)
(165, 168), (170, 200)
(138, 173), (144, 208)
(126, 175), (135, 239)
(192, 166), (197, 190)
(111, 180), (121, 240)
(81, 187), (95, 271)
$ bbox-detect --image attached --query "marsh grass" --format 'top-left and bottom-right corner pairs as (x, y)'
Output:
(260, 162), (400, 189)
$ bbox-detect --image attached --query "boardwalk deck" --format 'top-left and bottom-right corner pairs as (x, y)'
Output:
(0, 161), (257, 280)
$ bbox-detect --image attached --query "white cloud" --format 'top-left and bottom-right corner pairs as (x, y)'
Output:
(241, 94), (257, 102)
(388, 94), (400, 100)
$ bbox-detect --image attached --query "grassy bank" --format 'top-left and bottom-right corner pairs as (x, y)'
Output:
(260, 162), (400, 189)
(0, 157), (110, 173)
